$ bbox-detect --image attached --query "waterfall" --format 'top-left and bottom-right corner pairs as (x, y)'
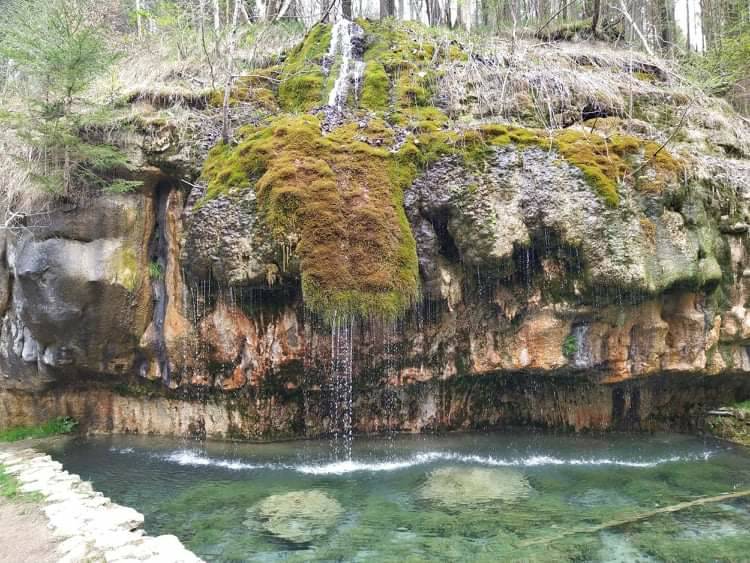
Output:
(329, 313), (354, 460)
(572, 324), (593, 369)
(326, 18), (365, 109)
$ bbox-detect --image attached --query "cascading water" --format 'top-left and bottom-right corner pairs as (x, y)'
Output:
(325, 17), (365, 109)
(571, 323), (593, 369)
(328, 313), (354, 461)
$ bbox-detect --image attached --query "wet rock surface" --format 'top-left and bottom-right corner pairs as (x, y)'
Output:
(0, 33), (749, 439)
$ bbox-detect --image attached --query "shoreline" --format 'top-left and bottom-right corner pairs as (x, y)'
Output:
(0, 443), (202, 563)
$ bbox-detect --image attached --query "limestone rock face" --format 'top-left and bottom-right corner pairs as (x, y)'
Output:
(2, 36), (750, 440)
(406, 147), (724, 297)
(181, 187), (280, 286)
(0, 192), (154, 382)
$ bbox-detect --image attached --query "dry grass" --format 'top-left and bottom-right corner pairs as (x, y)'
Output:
(89, 22), (304, 107)
(0, 131), (54, 228)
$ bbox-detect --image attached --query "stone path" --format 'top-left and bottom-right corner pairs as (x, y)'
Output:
(0, 447), (202, 563)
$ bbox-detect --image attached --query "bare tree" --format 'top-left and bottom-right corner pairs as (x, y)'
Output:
(213, 0), (221, 31)
(135, 0), (143, 38)
(221, 0), (242, 143)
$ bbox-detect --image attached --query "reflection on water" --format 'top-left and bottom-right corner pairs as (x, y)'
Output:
(45, 432), (750, 562)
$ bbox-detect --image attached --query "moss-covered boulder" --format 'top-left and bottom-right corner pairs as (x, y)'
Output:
(200, 114), (419, 320)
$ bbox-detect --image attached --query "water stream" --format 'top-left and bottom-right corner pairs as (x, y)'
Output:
(326, 18), (365, 109)
(45, 431), (750, 561)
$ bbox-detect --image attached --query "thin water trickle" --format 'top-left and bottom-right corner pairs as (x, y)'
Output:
(329, 313), (354, 461)
(572, 323), (593, 368)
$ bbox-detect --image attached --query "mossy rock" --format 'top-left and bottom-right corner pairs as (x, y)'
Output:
(247, 490), (344, 544)
(278, 24), (332, 112)
(418, 467), (532, 507)
(201, 114), (420, 320)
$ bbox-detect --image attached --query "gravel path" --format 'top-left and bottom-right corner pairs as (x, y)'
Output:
(0, 499), (59, 563)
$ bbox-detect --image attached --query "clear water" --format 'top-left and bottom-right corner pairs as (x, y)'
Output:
(44, 432), (750, 562)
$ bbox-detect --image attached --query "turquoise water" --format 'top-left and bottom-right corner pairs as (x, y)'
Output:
(45, 432), (750, 562)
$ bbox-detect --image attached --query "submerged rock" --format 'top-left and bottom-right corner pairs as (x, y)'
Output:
(417, 467), (531, 507)
(248, 490), (344, 543)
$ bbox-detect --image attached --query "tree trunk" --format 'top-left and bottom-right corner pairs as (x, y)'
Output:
(591, 0), (601, 33)
(213, 0), (221, 31)
(135, 0), (143, 38)
(380, 0), (395, 18)
(222, 1), (242, 144)
(657, 0), (674, 51)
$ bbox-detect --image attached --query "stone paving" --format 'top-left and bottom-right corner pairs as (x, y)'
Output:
(0, 447), (203, 563)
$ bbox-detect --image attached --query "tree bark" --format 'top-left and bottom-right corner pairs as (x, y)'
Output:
(221, 0), (242, 144)
(591, 0), (601, 34)
(657, 0), (674, 51)
(380, 0), (395, 18)
(135, 0), (143, 38)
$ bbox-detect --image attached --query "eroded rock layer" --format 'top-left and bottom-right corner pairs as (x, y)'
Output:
(1, 21), (750, 439)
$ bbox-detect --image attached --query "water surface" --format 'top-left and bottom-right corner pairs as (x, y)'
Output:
(45, 431), (750, 561)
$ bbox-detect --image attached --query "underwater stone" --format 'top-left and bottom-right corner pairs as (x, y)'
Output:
(417, 467), (531, 507)
(249, 490), (344, 544)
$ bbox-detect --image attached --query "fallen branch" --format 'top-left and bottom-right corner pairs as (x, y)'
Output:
(535, 0), (579, 37)
(614, 0), (654, 58)
(519, 489), (750, 548)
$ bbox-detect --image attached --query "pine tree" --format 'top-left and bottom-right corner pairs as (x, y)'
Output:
(0, 0), (140, 197)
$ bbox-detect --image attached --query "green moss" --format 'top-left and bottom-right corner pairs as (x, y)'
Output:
(208, 69), (280, 112)
(633, 70), (657, 82)
(358, 19), (463, 123)
(562, 334), (578, 359)
(278, 24), (332, 112)
(0, 417), (78, 442)
(360, 62), (389, 111)
(110, 247), (139, 291)
(201, 115), (419, 321)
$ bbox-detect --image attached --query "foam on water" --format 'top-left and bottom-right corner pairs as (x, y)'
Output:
(151, 448), (718, 475)
(161, 450), (264, 471)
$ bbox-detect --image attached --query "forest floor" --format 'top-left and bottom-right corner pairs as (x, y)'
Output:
(0, 499), (58, 563)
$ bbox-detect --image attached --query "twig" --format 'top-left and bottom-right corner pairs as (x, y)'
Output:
(613, 0), (654, 58)
(626, 98), (693, 180)
(535, 0), (578, 37)
(519, 489), (750, 548)
(317, 0), (338, 25)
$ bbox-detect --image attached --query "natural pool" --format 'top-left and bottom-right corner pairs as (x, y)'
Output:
(45, 432), (750, 562)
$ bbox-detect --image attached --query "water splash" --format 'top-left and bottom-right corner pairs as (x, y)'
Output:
(146, 448), (720, 475)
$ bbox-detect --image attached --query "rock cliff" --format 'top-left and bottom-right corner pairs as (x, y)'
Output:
(1, 21), (750, 439)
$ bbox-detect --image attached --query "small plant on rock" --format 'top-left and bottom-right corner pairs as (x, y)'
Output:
(562, 334), (578, 359)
